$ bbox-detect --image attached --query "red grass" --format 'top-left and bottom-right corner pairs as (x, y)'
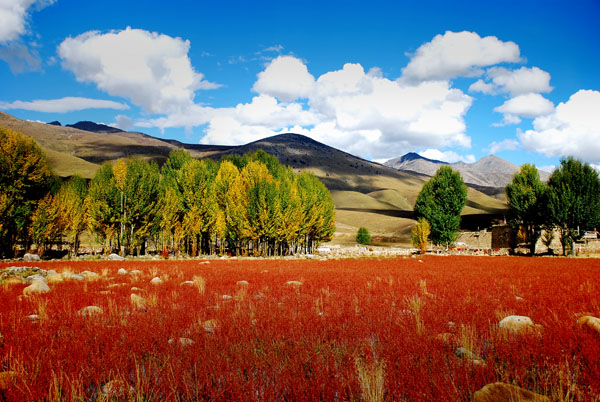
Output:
(1, 256), (599, 401)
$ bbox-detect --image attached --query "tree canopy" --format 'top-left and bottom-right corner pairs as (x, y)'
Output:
(413, 166), (467, 247)
(546, 157), (600, 254)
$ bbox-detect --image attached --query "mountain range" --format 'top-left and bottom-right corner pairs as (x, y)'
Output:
(0, 111), (510, 245)
(384, 152), (550, 188)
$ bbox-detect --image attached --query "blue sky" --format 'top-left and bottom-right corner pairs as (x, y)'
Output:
(1, 0), (599, 170)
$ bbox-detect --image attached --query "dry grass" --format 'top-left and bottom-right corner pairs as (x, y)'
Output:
(406, 295), (425, 336)
(355, 356), (385, 402)
(193, 275), (206, 295)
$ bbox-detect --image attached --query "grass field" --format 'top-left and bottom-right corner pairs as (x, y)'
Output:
(1, 256), (599, 401)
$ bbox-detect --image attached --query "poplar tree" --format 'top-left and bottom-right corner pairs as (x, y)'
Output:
(414, 166), (467, 247)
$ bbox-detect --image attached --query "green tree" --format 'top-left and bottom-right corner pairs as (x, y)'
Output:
(414, 166), (467, 247)
(0, 127), (54, 257)
(356, 227), (371, 245)
(505, 164), (546, 254)
(546, 157), (600, 255)
(86, 162), (120, 253)
(411, 218), (431, 254)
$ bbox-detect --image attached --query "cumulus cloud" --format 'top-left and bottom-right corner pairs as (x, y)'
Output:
(252, 56), (315, 101)
(494, 93), (555, 124)
(196, 59), (473, 159)
(488, 139), (520, 154)
(469, 79), (496, 95)
(114, 114), (133, 131)
(58, 28), (219, 115)
(401, 31), (521, 82)
(419, 149), (476, 164)
(471, 66), (553, 97)
(518, 90), (600, 163)
(0, 96), (130, 113)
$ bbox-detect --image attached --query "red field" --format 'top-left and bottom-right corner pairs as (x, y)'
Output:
(1, 256), (599, 401)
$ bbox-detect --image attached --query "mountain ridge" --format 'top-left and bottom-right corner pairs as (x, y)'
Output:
(385, 152), (549, 188)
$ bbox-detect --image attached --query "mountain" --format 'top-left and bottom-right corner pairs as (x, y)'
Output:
(385, 152), (549, 189)
(65, 121), (124, 133)
(0, 111), (508, 245)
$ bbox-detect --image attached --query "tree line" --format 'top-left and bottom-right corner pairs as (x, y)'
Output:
(411, 158), (600, 255)
(0, 127), (335, 258)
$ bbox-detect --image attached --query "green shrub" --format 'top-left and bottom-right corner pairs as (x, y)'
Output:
(356, 227), (371, 245)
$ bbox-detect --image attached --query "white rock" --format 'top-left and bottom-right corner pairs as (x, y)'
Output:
(23, 279), (50, 295)
(23, 253), (40, 262)
(150, 277), (163, 285)
(285, 280), (303, 287)
(499, 315), (536, 333)
(81, 271), (100, 279)
(25, 274), (45, 283)
(108, 253), (125, 261)
(236, 280), (249, 286)
(117, 268), (128, 275)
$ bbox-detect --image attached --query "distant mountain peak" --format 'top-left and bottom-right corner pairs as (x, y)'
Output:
(66, 121), (123, 133)
(399, 152), (447, 164)
(47, 121), (61, 126)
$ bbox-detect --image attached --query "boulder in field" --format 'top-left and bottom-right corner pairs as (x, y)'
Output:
(498, 315), (540, 334)
(472, 382), (550, 402)
(23, 279), (50, 295)
(285, 280), (303, 287)
(577, 315), (600, 335)
(25, 274), (45, 283)
(78, 306), (104, 317)
(23, 253), (40, 262)
(108, 253), (125, 261)
(237, 280), (249, 286)
(81, 271), (100, 280)
(117, 268), (128, 275)
(150, 277), (163, 285)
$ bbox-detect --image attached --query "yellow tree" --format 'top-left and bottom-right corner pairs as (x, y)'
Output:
(57, 176), (88, 256)
(0, 127), (54, 257)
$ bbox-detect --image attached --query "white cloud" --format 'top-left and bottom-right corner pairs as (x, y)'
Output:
(494, 93), (555, 124)
(488, 139), (520, 154)
(114, 114), (133, 131)
(401, 31), (521, 82)
(419, 149), (476, 164)
(469, 79), (496, 95)
(196, 59), (474, 159)
(58, 28), (219, 115)
(252, 56), (315, 101)
(0, 0), (36, 43)
(0, 96), (130, 113)
(519, 90), (600, 163)
(0, 42), (40, 73)
(487, 66), (552, 96)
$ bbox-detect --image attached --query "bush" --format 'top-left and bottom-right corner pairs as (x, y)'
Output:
(356, 227), (371, 245)
(411, 218), (430, 254)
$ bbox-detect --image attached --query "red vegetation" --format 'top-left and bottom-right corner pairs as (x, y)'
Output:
(1, 256), (599, 401)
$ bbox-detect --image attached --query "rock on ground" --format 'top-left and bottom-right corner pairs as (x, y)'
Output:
(472, 382), (550, 402)
(285, 280), (303, 287)
(237, 280), (249, 286)
(578, 315), (600, 335)
(23, 279), (50, 295)
(498, 315), (539, 333)
(150, 277), (163, 285)
(108, 253), (125, 261)
(23, 253), (40, 262)
(78, 306), (104, 317)
(117, 268), (128, 275)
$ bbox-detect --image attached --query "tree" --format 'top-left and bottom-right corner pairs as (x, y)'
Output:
(414, 166), (467, 247)
(411, 218), (431, 254)
(86, 162), (120, 253)
(546, 157), (600, 255)
(505, 164), (546, 254)
(0, 127), (54, 257)
(57, 176), (88, 256)
(356, 227), (371, 245)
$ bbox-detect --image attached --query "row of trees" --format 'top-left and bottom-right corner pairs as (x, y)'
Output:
(410, 157), (600, 255)
(506, 157), (600, 255)
(0, 127), (335, 258)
